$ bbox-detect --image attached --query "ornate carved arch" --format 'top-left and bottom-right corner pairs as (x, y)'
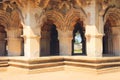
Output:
(104, 8), (120, 26)
(45, 8), (87, 31)
(0, 10), (10, 29)
(65, 8), (87, 31)
(45, 10), (64, 29)
(10, 10), (22, 29)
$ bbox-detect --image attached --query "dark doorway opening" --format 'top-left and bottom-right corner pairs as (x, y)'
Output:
(0, 25), (7, 56)
(103, 20), (113, 55)
(72, 22), (86, 55)
(41, 24), (59, 56)
(50, 24), (59, 56)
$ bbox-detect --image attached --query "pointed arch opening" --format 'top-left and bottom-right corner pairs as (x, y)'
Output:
(103, 20), (113, 56)
(41, 23), (59, 56)
(72, 22), (86, 55)
(0, 25), (7, 56)
(103, 8), (120, 56)
(50, 24), (59, 56)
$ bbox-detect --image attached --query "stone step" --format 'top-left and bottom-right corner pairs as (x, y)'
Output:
(0, 57), (9, 67)
(0, 61), (8, 64)
(97, 67), (120, 74)
(9, 61), (64, 69)
(1, 56), (120, 74)
(0, 63), (8, 67)
(64, 61), (120, 69)
(0, 57), (8, 61)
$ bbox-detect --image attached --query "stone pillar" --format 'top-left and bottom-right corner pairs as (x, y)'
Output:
(58, 30), (72, 56)
(7, 29), (23, 56)
(22, 27), (40, 58)
(112, 34), (120, 56)
(112, 27), (120, 56)
(85, 25), (103, 57)
(84, 1), (104, 57)
(7, 38), (23, 56)
(0, 33), (6, 56)
(41, 31), (50, 56)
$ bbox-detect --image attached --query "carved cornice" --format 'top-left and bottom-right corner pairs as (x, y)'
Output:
(8, 0), (50, 9)
(98, 0), (120, 16)
(45, 0), (92, 15)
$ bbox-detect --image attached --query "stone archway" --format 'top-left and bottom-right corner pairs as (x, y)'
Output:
(72, 21), (86, 55)
(41, 22), (59, 56)
(103, 20), (113, 56)
(0, 10), (10, 56)
(45, 8), (87, 56)
(103, 8), (120, 56)
(50, 24), (59, 56)
(0, 9), (24, 56)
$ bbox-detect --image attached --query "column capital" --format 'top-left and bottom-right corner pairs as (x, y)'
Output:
(5, 37), (22, 41)
(85, 33), (103, 57)
(85, 33), (104, 38)
(21, 35), (40, 39)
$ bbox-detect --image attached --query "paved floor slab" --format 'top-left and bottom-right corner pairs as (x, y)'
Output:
(0, 70), (120, 80)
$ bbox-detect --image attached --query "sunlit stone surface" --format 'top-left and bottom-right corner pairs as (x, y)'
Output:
(0, 1), (120, 78)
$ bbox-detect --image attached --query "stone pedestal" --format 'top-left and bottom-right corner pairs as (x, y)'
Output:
(58, 30), (72, 56)
(23, 35), (40, 58)
(7, 38), (23, 56)
(85, 34), (103, 57)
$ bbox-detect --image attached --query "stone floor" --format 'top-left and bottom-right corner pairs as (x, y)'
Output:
(0, 70), (120, 80)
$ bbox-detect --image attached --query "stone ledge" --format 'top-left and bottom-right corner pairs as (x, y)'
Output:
(9, 61), (64, 69)
(0, 57), (9, 67)
(0, 56), (120, 74)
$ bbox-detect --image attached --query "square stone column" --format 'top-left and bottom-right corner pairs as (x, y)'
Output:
(85, 34), (103, 57)
(23, 35), (40, 58)
(7, 38), (23, 56)
(112, 27), (120, 56)
(58, 30), (73, 56)
(85, 25), (104, 57)
(6, 29), (23, 56)
(0, 33), (6, 56)
(22, 27), (40, 58)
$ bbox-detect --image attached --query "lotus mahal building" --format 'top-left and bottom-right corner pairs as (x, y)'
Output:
(0, 0), (120, 73)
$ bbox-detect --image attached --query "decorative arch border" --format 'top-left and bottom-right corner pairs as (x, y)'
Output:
(104, 7), (120, 26)
(10, 9), (22, 29)
(45, 8), (87, 31)
(65, 8), (87, 30)
(45, 10), (63, 29)
(0, 10), (10, 29)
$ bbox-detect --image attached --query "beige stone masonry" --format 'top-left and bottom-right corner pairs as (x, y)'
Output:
(58, 30), (73, 56)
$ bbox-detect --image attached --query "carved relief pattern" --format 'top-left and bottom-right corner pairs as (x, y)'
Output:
(104, 8), (120, 26)
(45, 8), (87, 31)
(0, 10), (10, 29)
(46, 0), (92, 15)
